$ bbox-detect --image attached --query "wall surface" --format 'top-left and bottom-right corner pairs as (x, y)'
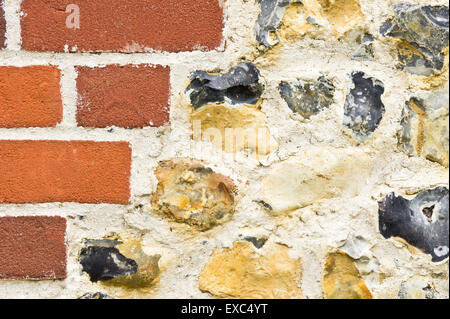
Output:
(0, 0), (448, 299)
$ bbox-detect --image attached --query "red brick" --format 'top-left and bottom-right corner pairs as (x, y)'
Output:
(76, 65), (170, 128)
(0, 66), (63, 128)
(0, 0), (5, 49)
(0, 140), (131, 204)
(0, 216), (66, 280)
(21, 0), (224, 53)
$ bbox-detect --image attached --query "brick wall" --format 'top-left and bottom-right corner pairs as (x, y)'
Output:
(0, 0), (448, 299)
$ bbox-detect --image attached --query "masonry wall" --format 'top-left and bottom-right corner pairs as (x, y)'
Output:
(0, 0), (448, 299)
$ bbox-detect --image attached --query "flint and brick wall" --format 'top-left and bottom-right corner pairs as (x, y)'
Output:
(0, 0), (448, 299)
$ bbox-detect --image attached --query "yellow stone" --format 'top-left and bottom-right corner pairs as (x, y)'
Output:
(258, 146), (372, 214)
(191, 104), (278, 156)
(151, 159), (236, 230)
(199, 241), (303, 299)
(277, 0), (365, 43)
(323, 251), (373, 299)
(104, 235), (161, 289)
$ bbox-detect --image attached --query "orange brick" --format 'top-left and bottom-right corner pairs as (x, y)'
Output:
(0, 66), (63, 128)
(0, 140), (131, 204)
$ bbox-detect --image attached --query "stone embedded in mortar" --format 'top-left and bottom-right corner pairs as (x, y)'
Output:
(257, 146), (372, 214)
(323, 251), (373, 299)
(151, 159), (236, 231)
(347, 31), (375, 61)
(380, 3), (449, 76)
(256, 0), (366, 48)
(398, 87), (449, 167)
(255, 0), (297, 47)
(378, 187), (449, 262)
(191, 103), (278, 156)
(278, 76), (335, 118)
(79, 237), (161, 288)
(343, 71), (385, 140)
(186, 62), (264, 109)
(398, 275), (437, 299)
(243, 236), (268, 249)
(79, 292), (113, 299)
(198, 241), (303, 299)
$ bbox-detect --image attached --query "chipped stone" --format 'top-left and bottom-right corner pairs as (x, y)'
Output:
(257, 146), (372, 214)
(243, 236), (268, 249)
(398, 86), (449, 167)
(378, 187), (449, 262)
(79, 236), (161, 288)
(257, 0), (366, 49)
(191, 104), (278, 156)
(380, 3), (449, 76)
(199, 241), (303, 298)
(398, 275), (437, 299)
(343, 72), (385, 140)
(151, 159), (236, 231)
(186, 63), (264, 109)
(337, 233), (372, 260)
(255, 0), (297, 47)
(323, 251), (373, 299)
(79, 292), (113, 299)
(278, 76), (335, 118)
(347, 31), (375, 61)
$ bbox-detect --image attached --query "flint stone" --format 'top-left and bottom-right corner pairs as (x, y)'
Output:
(380, 3), (449, 75)
(378, 187), (449, 262)
(343, 71), (385, 140)
(186, 62), (264, 109)
(278, 76), (335, 118)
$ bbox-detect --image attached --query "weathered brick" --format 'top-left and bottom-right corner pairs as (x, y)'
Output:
(0, 216), (67, 280)
(0, 140), (131, 204)
(21, 0), (224, 53)
(0, 66), (63, 128)
(76, 65), (170, 128)
(0, 0), (5, 49)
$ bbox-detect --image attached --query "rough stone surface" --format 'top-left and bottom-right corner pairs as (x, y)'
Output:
(323, 251), (373, 299)
(199, 241), (303, 299)
(191, 104), (278, 156)
(151, 159), (236, 231)
(80, 236), (161, 288)
(256, 0), (366, 48)
(343, 72), (385, 140)
(257, 146), (372, 214)
(378, 187), (449, 262)
(380, 3), (449, 76)
(79, 292), (113, 299)
(278, 76), (335, 118)
(186, 63), (264, 109)
(255, 0), (295, 47)
(398, 275), (436, 299)
(398, 86), (449, 167)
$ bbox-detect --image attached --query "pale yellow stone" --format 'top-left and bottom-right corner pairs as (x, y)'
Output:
(191, 103), (278, 156)
(423, 106), (449, 167)
(103, 235), (161, 289)
(398, 88), (449, 168)
(258, 147), (372, 214)
(151, 159), (236, 230)
(277, 0), (365, 43)
(323, 251), (373, 299)
(199, 241), (303, 299)
(398, 275), (436, 299)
